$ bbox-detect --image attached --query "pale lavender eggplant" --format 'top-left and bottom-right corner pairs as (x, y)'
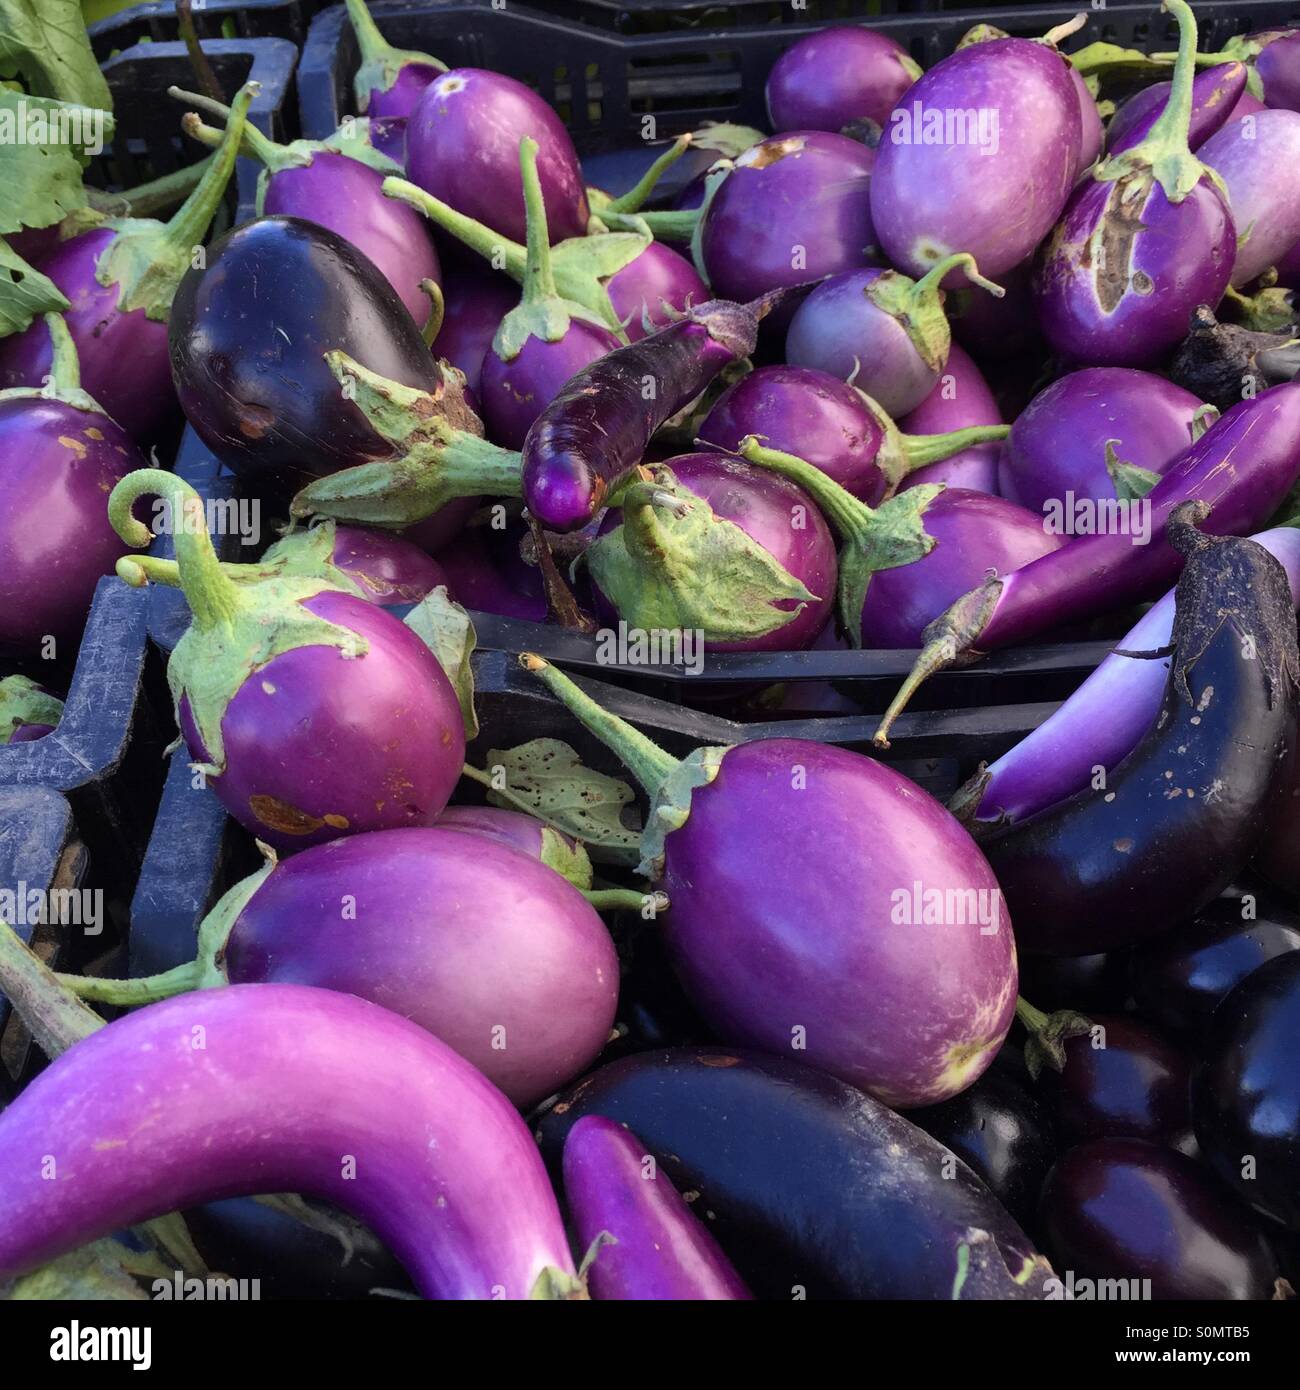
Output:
(0, 984), (576, 1298)
(405, 70), (589, 244)
(1105, 62), (1249, 154)
(972, 527), (1300, 826)
(870, 40), (1080, 282)
(1070, 67), (1105, 173)
(434, 270), (519, 395)
(1199, 109), (1300, 286)
(699, 132), (877, 313)
(897, 344), (1003, 494)
(562, 1115), (753, 1300)
(1226, 88), (1269, 123)
(436, 805), (577, 863)
(764, 27), (921, 133)
(998, 368), (1204, 515)
(345, 0), (446, 120)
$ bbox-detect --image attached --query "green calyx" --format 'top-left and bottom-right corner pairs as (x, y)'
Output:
(866, 253), (1003, 374)
(0, 312), (102, 414)
(1104, 439), (1162, 502)
(586, 468), (820, 645)
(109, 469), (368, 776)
(736, 437), (943, 646)
(290, 352), (522, 528)
(97, 82), (256, 322)
(637, 744), (727, 880)
(1016, 997), (1094, 1081)
(345, 0), (447, 113)
(0, 676), (63, 743)
(1094, 1), (1222, 206)
(1223, 281), (1298, 335)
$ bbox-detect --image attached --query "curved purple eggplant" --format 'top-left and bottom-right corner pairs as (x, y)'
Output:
(109, 470), (465, 852)
(784, 254), (1003, 418)
(520, 656), (1016, 1108)
(345, 0), (446, 120)
(1200, 109), (1300, 286)
(765, 27), (920, 134)
(0, 85), (254, 441)
(1105, 60), (1249, 154)
(562, 1116), (752, 1300)
(65, 827), (617, 1108)
(0, 983), (578, 1299)
(897, 343), (1003, 494)
(998, 367), (1206, 515)
(1035, 3), (1236, 367)
(871, 40), (1079, 282)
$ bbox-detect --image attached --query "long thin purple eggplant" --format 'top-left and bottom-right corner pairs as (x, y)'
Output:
(1105, 61), (1249, 154)
(0, 980), (579, 1299)
(874, 381), (1300, 745)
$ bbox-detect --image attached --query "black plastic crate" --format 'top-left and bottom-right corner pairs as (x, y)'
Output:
(89, 0), (320, 60)
(529, 0), (940, 37)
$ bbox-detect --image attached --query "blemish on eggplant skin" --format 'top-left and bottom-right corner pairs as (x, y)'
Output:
(57, 434), (87, 457)
(248, 794), (327, 835)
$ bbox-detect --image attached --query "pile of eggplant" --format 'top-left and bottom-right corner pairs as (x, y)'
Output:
(4, 0), (1300, 1301)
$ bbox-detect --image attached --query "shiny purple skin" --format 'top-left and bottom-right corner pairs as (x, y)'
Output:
(405, 70), (589, 245)
(897, 343), (1002, 494)
(785, 267), (937, 418)
(367, 114), (408, 165)
(699, 365), (888, 504)
(260, 151), (441, 324)
(433, 523), (548, 621)
(1257, 30), (1300, 113)
(605, 242), (708, 341)
(1200, 110), (1300, 286)
(562, 1116), (753, 1300)
(7, 224), (61, 265)
(481, 320), (622, 450)
(1035, 177), (1236, 367)
(858, 489), (1063, 650)
(594, 452), (838, 654)
(0, 228), (171, 441)
(1039, 1138), (1282, 1300)
(871, 41), (1080, 283)
(699, 132), (877, 311)
(765, 27), (918, 133)
(365, 61), (443, 121)
(178, 590), (464, 852)
(0, 399), (143, 649)
(1105, 61), (1250, 155)
(657, 739), (1018, 1107)
(436, 805), (574, 861)
(998, 368), (1203, 516)
(434, 270), (519, 394)
(1070, 67), (1104, 174)
(328, 525), (448, 604)
(1274, 235), (1300, 289)
(0, 984), (575, 1298)
(222, 829), (617, 1107)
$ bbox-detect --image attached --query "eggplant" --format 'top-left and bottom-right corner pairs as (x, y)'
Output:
(433, 268), (519, 396)
(1200, 108), (1300, 286)
(1167, 305), (1300, 414)
(520, 655), (1017, 1108)
(1039, 1137), (1283, 1300)
(345, 0), (445, 121)
(536, 1048), (1053, 1299)
(434, 518), (548, 622)
(1018, 951), (1132, 1016)
(436, 805), (590, 884)
(0, 676), (63, 744)
(980, 505), (1299, 955)
(0, 982), (579, 1299)
(764, 27), (920, 134)
(896, 343), (1004, 495)
(1105, 61), (1249, 154)
(562, 1116), (752, 1300)
(1192, 950), (1300, 1232)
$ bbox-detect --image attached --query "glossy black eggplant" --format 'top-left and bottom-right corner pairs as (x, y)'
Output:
(1130, 896), (1300, 1036)
(983, 504), (1300, 955)
(909, 1071), (1056, 1235)
(535, 1048), (1055, 1301)
(169, 217), (467, 506)
(1039, 1138), (1284, 1300)
(1192, 951), (1300, 1233)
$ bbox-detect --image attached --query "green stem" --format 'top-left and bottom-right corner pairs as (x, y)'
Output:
(108, 470), (243, 632)
(0, 919), (103, 1057)
(900, 424), (1012, 470)
(43, 312), (83, 396)
(737, 438), (876, 542)
(420, 278), (444, 348)
(57, 960), (204, 1007)
(383, 176), (527, 279)
(171, 86), (284, 170)
(631, 207), (701, 240)
(110, 155), (216, 217)
(910, 252), (1003, 302)
(1142, 0), (1197, 154)
(519, 138), (556, 305)
(518, 654), (678, 797)
(1015, 996), (1051, 1034)
(162, 81), (257, 255)
(603, 137), (692, 216)
(345, 0), (397, 67)
(581, 888), (666, 913)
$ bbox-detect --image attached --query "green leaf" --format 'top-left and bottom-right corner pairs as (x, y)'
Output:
(0, 237), (68, 337)
(0, 0), (113, 110)
(0, 90), (112, 235)
(403, 585), (479, 740)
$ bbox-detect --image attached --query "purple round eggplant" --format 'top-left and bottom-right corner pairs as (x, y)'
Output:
(871, 40), (1080, 282)
(434, 520), (548, 621)
(110, 470), (466, 852)
(0, 85), (254, 442)
(764, 27), (921, 134)
(586, 452), (837, 653)
(562, 1116), (752, 1300)
(1105, 60), (1249, 154)
(785, 255), (1003, 418)
(1070, 66), (1105, 174)
(345, 0), (446, 120)
(536, 1048), (1054, 1300)
(1035, 4), (1236, 367)
(1192, 951), (1300, 1232)
(405, 69), (588, 245)
(1200, 109), (1300, 286)
(998, 367), (1205, 516)
(522, 657), (1017, 1109)
(433, 268), (519, 395)
(0, 316), (146, 652)
(1254, 29), (1300, 113)
(1039, 1137), (1283, 1299)
(604, 240), (708, 338)
(897, 343), (1003, 494)
(699, 132), (877, 312)
(265, 522), (448, 605)
(0, 983), (578, 1299)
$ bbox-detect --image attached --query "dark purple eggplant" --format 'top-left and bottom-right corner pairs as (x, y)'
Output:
(536, 1048), (1054, 1300)
(1018, 951), (1132, 1016)
(433, 268), (520, 396)
(434, 517), (548, 622)
(979, 505), (1299, 956)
